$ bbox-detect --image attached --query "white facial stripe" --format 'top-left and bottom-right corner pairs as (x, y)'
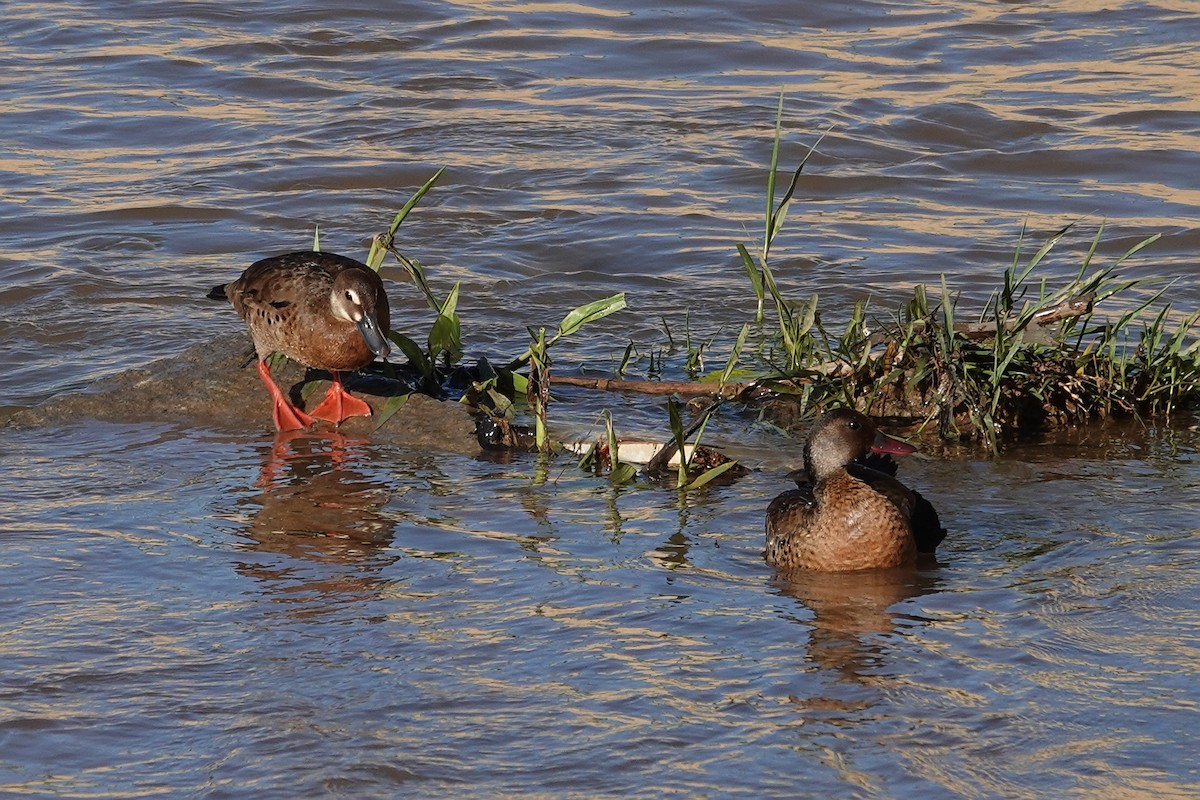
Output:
(332, 287), (367, 323)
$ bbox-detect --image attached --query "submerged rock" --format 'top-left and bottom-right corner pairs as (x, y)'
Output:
(1, 333), (483, 455)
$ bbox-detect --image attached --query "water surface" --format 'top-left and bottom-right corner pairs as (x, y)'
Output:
(2, 1), (1199, 797)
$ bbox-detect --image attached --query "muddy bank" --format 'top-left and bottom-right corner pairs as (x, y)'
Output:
(1, 333), (484, 455)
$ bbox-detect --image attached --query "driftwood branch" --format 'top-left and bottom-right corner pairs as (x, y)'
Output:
(551, 376), (748, 397)
(879, 292), (1094, 344)
(551, 293), (1095, 399)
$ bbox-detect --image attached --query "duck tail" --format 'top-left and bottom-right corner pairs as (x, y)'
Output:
(911, 489), (948, 553)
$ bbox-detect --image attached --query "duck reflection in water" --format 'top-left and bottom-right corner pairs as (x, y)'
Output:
(772, 567), (942, 690)
(231, 431), (400, 605)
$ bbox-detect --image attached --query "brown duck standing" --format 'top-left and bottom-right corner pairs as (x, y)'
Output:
(209, 251), (392, 431)
(765, 408), (946, 572)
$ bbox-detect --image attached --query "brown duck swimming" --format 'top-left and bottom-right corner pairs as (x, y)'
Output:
(209, 251), (392, 431)
(765, 408), (946, 572)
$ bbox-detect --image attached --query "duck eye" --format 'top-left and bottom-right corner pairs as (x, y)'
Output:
(847, 419), (861, 430)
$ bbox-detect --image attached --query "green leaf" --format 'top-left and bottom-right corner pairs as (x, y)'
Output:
(738, 243), (762, 291)
(373, 393), (409, 431)
(577, 440), (599, 471)
(738, 243), (765, 322)
(428, 315), (462, 363)
(685, 460), (737, 490)
(478, 387), (514, 419)
(765, 91), (783, 253)
(312, 225), (321, 252)
(939, 274), (955, 343)
(300, 377), (321, 403)
(1110, 232), (1162, 269)
(666, 398), (689, 488)
(1025, 220), (1076, 275)
(601, 410), (637, 485)
(556, 293), (627, 338)
(389, 331), (434, 381)
(507, 293), (627, 368)
(428, 281), (463, 363)
(768, 130), (826, 253)
(615, 341), (635, 378)
(438, 280), (461, 318)
(719, 323), (749, 386)
(610, 463), (638, 485)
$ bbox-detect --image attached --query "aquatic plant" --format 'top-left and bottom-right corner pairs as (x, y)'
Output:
(731, 106), (1200, 450)
(658, 323), (747, 489)
(574, 410), (639, 486)
(466, 292), (627, 450)
(561, 99), (1200, 453)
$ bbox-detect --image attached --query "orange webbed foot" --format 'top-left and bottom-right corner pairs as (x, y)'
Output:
(257, 359), (316, 431)
(308, 373), (372, 424)
(272, 399), (317, 431)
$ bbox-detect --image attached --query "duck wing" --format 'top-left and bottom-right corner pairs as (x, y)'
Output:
(846, 463), (947, 555)
(785, 468), (813, 494)
(767, 487), (814, 517)
(765, 488), (819, 568)
(846, 463), (915, 518)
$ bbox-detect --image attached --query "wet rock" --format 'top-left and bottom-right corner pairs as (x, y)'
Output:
(1, 333), (483, 455)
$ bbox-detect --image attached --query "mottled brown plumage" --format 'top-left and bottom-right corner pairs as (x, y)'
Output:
(210, 251), (392, 431)
(765, 408), (946, 572)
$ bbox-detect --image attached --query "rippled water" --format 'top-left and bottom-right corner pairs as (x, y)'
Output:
(2, 1), (1199, 797)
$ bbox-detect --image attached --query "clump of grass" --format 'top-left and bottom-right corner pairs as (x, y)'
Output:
(734, 104), (1200, 450)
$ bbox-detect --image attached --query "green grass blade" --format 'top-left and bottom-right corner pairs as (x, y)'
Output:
(719, 323), (750, 386)
(765, 91), (783, 253)
(1023, 220), (1076, 277)
(666, 398), (690, 488)
(737, 243), (765, 322)
(686, 460), (737, 490)
(366, 167), (446, 270)
(768, 130), (827, 251)
(1075, 221), (1104, 282)
(1110, 232), (1163, 270)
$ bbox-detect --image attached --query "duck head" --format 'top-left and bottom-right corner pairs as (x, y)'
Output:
(330, 270), (391, 359)
(802, 408), (916, 482)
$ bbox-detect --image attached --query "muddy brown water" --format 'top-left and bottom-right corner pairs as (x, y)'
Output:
(2, 2), (1199, 798)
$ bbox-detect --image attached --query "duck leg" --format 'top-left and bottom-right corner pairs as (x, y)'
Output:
(308, 372), (373, 424)
(256, 360), (316, 431)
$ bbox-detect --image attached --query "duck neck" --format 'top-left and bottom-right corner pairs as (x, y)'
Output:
(803, 438), (844, 484)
